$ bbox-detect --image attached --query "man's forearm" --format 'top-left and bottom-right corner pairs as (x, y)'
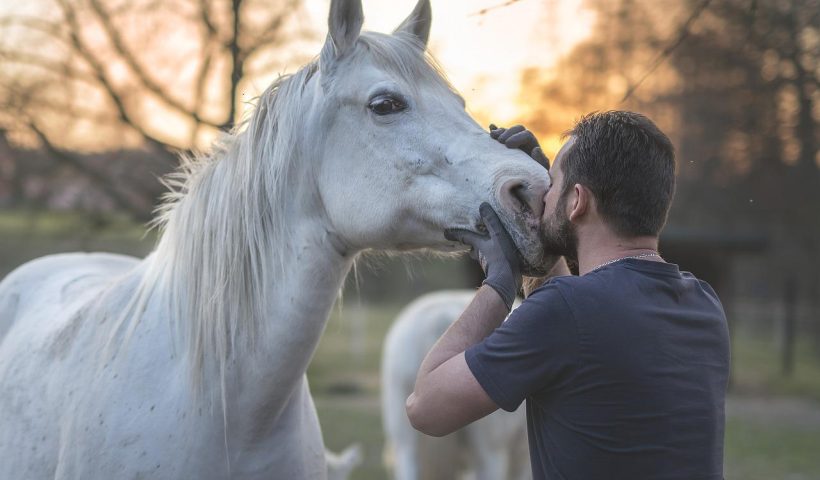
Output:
(406, 257), (571, 435)
(414, 285), (509, 390)
(405, 285), (507, 436)
(414, 257), (570, 386)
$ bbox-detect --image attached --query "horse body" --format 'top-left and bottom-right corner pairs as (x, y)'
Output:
(0, 1), (551, 478)
(0, 231), (346, 479)
(382, 291), (531, 480)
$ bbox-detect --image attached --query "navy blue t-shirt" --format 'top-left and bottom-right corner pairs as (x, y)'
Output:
(466, 259), (730, 480)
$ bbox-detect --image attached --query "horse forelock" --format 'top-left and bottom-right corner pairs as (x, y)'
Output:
(356, 32), (458, 98)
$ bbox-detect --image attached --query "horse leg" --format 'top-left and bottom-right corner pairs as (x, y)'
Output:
(473, 450), (508, 480)
(382, 378), (420, 480)
(391, 436), (419, 480)
(465, 422), (509, 480)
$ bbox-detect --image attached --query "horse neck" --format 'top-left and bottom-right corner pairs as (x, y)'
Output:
(146, 134), (356, 416)
(230, 219), (355, 425)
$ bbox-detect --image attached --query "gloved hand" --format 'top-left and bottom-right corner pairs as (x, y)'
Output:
(489, 124), (550, 170)
(444, 203), (522, 310)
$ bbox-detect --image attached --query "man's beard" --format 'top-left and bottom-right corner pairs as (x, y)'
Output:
(540, 193), (578, 262)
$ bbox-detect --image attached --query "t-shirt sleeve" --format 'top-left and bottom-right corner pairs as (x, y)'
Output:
(465, 282), (578, 412)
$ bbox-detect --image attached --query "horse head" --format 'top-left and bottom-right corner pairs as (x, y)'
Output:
(308, 0), (552, 272)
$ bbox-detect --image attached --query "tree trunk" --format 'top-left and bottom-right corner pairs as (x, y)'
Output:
(782, 277), (797, 377)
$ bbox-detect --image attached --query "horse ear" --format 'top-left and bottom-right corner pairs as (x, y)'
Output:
(393, 0), (432, 47)
(322, 0), (364, 63)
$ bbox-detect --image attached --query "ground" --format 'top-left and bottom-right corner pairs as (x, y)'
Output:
(3, 210), (820, 479)
(311, 305), (820, 480)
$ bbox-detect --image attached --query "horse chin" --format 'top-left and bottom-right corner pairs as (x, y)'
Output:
(518, 249), (560, 277)
(505, 215), (557, 277)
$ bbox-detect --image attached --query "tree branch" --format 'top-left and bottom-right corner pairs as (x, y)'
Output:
(241, 1), (300, 58)
(0, 82), (116, 123)
(191, 21), (218, 144)
(56, 0), (182, 161)
(0, 16), (66, 41)
(199, 0), (218, 38)
(0, 49), (97, 86)
(88, 0), (222, 129)
(469, 0), (523, 17)
(621, 0), (714, 103)
(221, 0), (245, 130)
(28, 120), (152, 220)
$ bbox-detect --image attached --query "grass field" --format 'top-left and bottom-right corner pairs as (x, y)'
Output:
(311, 306), (820, 480)
(3, 210), (820, 479)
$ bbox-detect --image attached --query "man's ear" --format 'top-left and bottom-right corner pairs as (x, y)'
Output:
(568, 184), (590, 222)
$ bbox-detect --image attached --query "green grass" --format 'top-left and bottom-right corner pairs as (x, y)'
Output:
(309, 305), (820, 480)
(725, 416), (820, 480)
(311, 306), (400, 480)
(0, 209), (155, 277)
(731, 329), (820, 401)
(316, 397), (388, 480)
(3, 209), (820, 479)
(0, 209), (148, 237)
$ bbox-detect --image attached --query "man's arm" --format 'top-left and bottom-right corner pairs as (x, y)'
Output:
(405, 256), (570, 437)
(406, 126), (560, 436)
(405, 284), (507, 437)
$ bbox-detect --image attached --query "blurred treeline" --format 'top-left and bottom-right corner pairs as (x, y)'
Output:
(519, 0), (820, 363)
(0, 0), (818, 352)
(0, 0), (313, 219)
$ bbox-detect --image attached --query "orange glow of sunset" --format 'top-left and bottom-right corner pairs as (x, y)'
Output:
(302, 0), (595, 132)
(0, 0), (596, 154)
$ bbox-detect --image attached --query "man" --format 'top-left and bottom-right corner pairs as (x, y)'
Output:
(406, 111), (730, 479)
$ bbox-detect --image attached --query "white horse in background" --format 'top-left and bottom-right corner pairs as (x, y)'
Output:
(382, 291), (531, 480)
(325, 444), (363, 480)
(0, 0), (551, 478)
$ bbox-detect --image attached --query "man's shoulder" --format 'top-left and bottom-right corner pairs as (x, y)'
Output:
(520, 277), (580, 319)
(681, 270), (720, 297)
(531, 272), (606, 299)
(527, 264), (664, 310)
(526, 277), (571, 302)
(522, 274), (602, 313)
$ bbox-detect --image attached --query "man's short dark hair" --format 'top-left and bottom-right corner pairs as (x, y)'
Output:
(561, 111), (676, 237)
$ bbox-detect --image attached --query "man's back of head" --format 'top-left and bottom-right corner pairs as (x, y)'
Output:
(562, 110), (676, 238)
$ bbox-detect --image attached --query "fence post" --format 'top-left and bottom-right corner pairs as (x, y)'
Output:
(782, 277), (797, 377)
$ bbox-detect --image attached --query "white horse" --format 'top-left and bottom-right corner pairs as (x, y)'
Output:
(0, 0), (550, 478)
(325, 444), (362, 480)
(382, 291), (531, 480)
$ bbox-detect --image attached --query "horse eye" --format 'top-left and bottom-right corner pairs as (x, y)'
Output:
(368, 96), (407, 116)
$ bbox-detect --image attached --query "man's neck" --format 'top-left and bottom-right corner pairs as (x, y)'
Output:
(575, 226), (662, 275)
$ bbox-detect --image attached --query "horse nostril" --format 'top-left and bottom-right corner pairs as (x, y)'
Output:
(501, 181), (532, 214)
(510, 184), (531, 215)
(499, 179), (546, 220)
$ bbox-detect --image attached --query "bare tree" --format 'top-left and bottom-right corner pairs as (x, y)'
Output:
(0, 0), (310, 217)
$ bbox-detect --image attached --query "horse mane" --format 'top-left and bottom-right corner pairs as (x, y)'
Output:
(106, 31), (458, 389)
(356, 32), (458, 96)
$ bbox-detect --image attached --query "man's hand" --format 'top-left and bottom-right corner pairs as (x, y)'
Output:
(445, 203), (522, 310)
(489, 124), (550, 170)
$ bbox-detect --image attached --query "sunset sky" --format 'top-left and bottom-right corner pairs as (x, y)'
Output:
(303, 0), (595, 127)
(0, 0), (598, 153)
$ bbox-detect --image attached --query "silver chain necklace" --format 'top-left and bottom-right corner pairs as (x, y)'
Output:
(590, 252), (662, 272)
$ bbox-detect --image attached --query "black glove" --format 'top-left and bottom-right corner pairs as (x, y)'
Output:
(489, 124), (550, 170)
(444, 203), (522, 310)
